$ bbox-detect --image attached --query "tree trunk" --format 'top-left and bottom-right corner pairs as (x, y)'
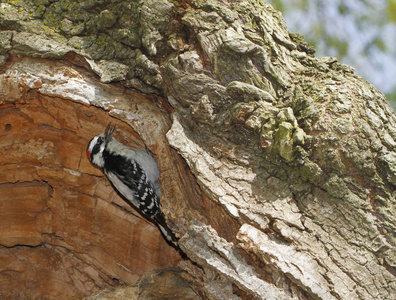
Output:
(0, 1), (394, 299)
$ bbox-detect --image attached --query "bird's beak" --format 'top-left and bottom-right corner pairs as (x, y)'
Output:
(108, 125), (116, 139)
(104, 123), (111, 138)
(104, 123), (115, 140)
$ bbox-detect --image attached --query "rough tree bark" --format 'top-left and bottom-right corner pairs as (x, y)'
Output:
(0, 0), (395, 299)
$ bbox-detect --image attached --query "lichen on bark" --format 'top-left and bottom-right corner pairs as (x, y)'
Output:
(0, 0), (395, 299)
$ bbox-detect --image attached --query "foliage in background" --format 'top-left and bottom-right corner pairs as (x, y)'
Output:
(268, 0), (396, 109)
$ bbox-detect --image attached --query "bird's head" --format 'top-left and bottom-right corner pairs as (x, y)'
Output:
(86, 123), (115, 168)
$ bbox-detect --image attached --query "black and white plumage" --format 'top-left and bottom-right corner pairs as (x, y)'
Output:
(86, 123), (178, 245)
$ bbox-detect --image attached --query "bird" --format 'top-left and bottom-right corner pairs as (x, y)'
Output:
(86, 123), (178, 245)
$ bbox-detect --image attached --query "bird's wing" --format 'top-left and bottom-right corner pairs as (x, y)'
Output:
(104, 153), (161, 214)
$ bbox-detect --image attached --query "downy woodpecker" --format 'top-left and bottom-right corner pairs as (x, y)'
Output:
(87, 123), (178, 245)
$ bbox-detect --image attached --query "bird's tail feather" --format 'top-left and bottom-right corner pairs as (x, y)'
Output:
(158, 223), (179, 246)
(154, 212), (178, 246)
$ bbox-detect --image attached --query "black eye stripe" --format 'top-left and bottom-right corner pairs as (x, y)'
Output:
(88, 136), (105, 157)
(91, 143), (102, 157)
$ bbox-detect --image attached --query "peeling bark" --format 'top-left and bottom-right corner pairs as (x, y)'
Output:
(0, 0), (395, 299)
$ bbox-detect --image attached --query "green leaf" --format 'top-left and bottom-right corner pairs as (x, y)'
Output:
(388, 0), (396, 22)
